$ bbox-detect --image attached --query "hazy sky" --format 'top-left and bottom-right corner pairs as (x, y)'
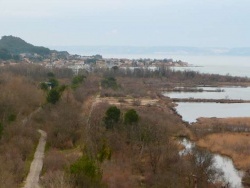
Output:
(0, 0), (250, 47)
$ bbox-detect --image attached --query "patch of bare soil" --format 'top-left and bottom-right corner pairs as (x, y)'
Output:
(96, 97), (159, 107)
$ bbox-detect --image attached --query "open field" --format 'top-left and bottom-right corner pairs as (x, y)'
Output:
(195, 117), (250, 127)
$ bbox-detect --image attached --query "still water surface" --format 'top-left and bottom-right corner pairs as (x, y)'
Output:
(171, 55), (250, 77)
(164, 87), (250, 100)
(164, 87), (250, 123)
(102, 55), (250, 77)
(180, 139), (244, 188)
(175, 103), (250, 123)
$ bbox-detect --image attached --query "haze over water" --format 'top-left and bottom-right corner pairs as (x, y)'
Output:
(67, 50), (250, 77)
(106, 55), (250, 77)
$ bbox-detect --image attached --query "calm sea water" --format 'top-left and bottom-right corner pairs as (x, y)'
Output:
(103, 54), (250, 77)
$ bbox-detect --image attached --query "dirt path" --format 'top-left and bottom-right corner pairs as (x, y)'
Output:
(22, 107), (42, 125)
(23, 129), (47, 188)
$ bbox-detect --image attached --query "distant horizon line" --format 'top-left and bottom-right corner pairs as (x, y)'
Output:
(47, 45), (250, 49)
(1, 35), (249, 49)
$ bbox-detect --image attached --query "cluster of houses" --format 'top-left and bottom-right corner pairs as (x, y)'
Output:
(40, 54), (189, 75)
(17, 52), (189, 75)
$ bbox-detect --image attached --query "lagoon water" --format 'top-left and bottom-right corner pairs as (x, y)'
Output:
(180, 139), (244, 188)
(159, 56), (250, 123)
(164, 86), (250, 123)
(175, 102), (250, 123)
(164, 87), (250, 100)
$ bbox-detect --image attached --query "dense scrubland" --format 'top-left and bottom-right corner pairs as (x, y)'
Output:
(1, 64), (250, 187)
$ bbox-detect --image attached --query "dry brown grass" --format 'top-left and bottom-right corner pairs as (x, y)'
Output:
(197, 133), (250, 170)
(196, 117), (250, 128)
(102, 158), (138, 188)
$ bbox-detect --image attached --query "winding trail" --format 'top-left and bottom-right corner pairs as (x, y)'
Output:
(24, 129), (47, 188)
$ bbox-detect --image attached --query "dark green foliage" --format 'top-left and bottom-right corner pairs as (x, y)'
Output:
(124, 109), (139, 125)
(57, 84), (67, 93)
(112, 66), (119, 71)
(93, 54), (102, 59)
(101, 77), (118, 89)
(47, 72), (55, 78)
(12, 54), (20, 61)
(8, 114), (16, 122)
(48, 78), (59, 89)
(42, 76), (66, 104)
(104, 106), (121, 129)
(0, 36), (50, 55)
(46, 89), (60, 104)
(0, 48), (20, 61)
(70, 155), (102, 187)
(0, 48), (12, 60)
(72, 75), (86, 89)
(85, 58), (96, 64)
(40, 82), (49, 91)
(97, 142), (112, 163)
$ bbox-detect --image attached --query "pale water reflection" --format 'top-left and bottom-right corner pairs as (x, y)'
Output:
(180, 139), (244, 188)
(173, 65), (250, 78)
(170, 55), (250, 78)
(175, 103), (250, 123)
(164, 87), (250, 100)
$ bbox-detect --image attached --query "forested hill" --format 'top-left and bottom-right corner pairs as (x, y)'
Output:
(0, 36), (51, 56)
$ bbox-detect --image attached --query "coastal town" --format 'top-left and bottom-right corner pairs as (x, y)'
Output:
(2, 52), (189, 74)
(0, 36), (189, 73)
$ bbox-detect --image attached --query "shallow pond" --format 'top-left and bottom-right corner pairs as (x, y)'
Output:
(164, 87), (250, 100)
(180, 139), (244, 188)
(175, 102), (250, 123)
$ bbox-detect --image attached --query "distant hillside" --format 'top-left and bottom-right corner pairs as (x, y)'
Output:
(0, 36), (50, 56)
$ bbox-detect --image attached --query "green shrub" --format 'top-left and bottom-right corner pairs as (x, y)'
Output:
(8, 114), (16, 122)
(40, 82), (49, 91)
(48, 78), (59, 89)
(104, 106), (121, 129)
(47, 72), (55, 78)
(70, 155), (102, 187)
(124, 109), (139, 125)
(97, 142), (112, 163)
(72, 75), (86, 89)
(46, 89), (60, 104)
(101, 77), (118, 89)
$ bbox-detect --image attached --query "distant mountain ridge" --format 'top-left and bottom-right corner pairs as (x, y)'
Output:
(52, 46), (250, 57)
(0, 36), (51, 56)
(0, 36), (70, 61)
